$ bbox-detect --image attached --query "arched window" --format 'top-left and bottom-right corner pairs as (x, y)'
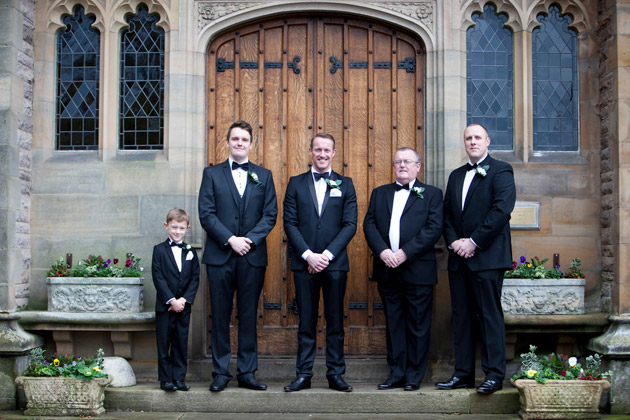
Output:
(119, 4), (164, 150)
(532, 5), (578, 151)
(56, 6), (100, 151)
(466, 3), (513, 150)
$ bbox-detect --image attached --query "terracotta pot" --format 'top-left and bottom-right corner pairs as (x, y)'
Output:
(511, 378), (610, 419)
(15, 376), (112, 416)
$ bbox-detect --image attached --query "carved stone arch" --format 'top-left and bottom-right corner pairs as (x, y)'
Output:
(47, 0), (106, 33)
(526, 0), (592, 33)
(461, 0), (523, 33)
(110, 0), (172, 33)
(196, 1), (434, 54)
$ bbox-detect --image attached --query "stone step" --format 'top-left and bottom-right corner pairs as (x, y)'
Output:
(104, 382), (519, 414)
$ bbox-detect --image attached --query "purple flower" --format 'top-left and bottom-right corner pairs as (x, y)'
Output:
(520, 256), (526, 264)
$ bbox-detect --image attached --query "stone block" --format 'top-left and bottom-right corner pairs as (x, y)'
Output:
(32, 164), (105, 195)
(139, 195), (190, 235)
(31, 195), (139, 236)
(516, 170), (568, 196)
(0, 144), (18, 177)
(0, 109), (17, 146)
(106, 167), (184, 195)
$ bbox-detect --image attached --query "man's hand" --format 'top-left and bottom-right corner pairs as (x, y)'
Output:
(380, 249), (399, 268)
(451, 238), (476, 259)
(306, 253), (329, 274)
(393, 249), (407, 266)
(228, 236), (253, 255)
(168, 298), (187, 313)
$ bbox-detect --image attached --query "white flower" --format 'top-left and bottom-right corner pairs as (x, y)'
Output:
(476, 165), (489, 177)
(411, 186), (425, 199)
(569, 357), (578, 367)
(527, 369), (537, 378)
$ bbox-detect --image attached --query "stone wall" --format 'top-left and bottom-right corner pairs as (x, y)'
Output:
(598, 0), (615, 314)
(0, 0), (34, 311)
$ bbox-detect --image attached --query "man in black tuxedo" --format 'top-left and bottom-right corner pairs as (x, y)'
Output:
(363, 147), (443, 391)
(198, 120), (278, 392)
(283, 133), (357, 392)
(437, 123), (516, 394)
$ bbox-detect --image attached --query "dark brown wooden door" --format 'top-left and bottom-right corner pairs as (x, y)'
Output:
(206, 15), (425, 356)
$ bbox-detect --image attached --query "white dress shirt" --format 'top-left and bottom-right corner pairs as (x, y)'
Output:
(228, 157), (249, 197)
(462, 153), (488, 211)
(389, 182), (412, 252)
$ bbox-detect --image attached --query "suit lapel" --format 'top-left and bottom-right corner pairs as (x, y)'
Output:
(243, 163), (256, 210)
(164, 240), (180, 274)
(455, 167), (466, 214)
(306, 172), (319, 217)
(401, 179), (420, 216)
(320, 171), (337, 217)
(221, 160), (240, 206)
(385, 183), (395, 218)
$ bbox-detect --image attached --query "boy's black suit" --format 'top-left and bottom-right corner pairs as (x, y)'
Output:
(198, 160), (277, 379)
(151, 240), (200, 383)
(443, 154), (516, 383)
(363, 179), (443, 384)
(283, 170), (357, 377)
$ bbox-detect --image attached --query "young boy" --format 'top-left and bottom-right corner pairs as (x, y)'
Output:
(152, 208), (200, 392)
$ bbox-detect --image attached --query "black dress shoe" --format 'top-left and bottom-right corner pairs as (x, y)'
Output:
(174, 380), (190, 391)
(435, 376), (474, 390)
(377, 378), (405, 390)
(160, 381), (177, 392)
(284, 375), (311, 392)
(209, 375), (230, 392)
(327, 374), (352, 392)
(476, 379), (502, 394)
(237, 374), (267, 391)
(404, 383), (420, 391)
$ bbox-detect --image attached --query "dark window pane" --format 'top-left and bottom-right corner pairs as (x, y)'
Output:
(466, 4), (514, 151)
(55, 6), (100, 150)
(533, 5), (578, 151)
(119, 5), (164, 150)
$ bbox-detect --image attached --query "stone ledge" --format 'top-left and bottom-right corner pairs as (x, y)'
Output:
(16, 311), (155, 359)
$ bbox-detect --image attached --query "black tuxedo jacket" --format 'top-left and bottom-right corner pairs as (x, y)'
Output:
(283, 170), (357, 272)
(363, 180), (443, 285)
(198, 160), (278, 267)
(151, 239), (200, 312)
(443, 155), (516, 272)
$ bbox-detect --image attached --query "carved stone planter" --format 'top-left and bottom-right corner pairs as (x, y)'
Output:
(501, 278), (585, 315)
(15, 376), (111, 416)
(512, 378), (610, 419)
(47, 277), (144, 313)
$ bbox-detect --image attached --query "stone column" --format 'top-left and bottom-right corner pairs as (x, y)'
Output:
(0, 0), (42, 411)
(589, 0), (630, 415)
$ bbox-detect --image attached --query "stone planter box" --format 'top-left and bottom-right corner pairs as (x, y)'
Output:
(47, 277), (144, 313)
(15, 376), (111, 416)
(501, 278), (585, 315)
(512, 378), (610, 419)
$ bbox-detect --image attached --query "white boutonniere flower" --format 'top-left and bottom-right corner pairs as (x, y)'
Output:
(248, 171), (263, 186)
(411, 186), (425, 199)
(476, 165), (489, 177)
(183, 244), (192, 252)
(325, 179), (342, 190)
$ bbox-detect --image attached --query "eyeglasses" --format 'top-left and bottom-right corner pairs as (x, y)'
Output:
(393, 159), (419, 166)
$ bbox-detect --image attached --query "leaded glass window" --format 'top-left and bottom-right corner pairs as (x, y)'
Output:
(466, 4), (513, 151)
(533, 6), (578, 151)
(119, 5), (164, 150)
(56, 6), (100, 151)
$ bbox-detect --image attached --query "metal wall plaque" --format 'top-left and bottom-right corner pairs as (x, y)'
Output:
(510, 201), (540, 230)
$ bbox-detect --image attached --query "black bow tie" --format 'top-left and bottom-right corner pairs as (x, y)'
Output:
(232, 161), (249, 171)
(466, 162), (478, 171)
(313, 172), (330, 181)
(395, 183), (410, 191)
(170, 242), (185, 248)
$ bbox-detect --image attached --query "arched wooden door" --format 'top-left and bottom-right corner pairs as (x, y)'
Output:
(205, 15), (425, 356)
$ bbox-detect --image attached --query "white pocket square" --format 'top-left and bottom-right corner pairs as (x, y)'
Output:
(185, 252), (194, 261)
(330, 189), (342, 197)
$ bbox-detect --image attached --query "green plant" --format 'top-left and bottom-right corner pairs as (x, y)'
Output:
(513, 345), (610, 384)
(48, 254), (143, 278)
(23, 348), (107, 381)
(504, 256), (584, 279)
(46, 258), (70, 277)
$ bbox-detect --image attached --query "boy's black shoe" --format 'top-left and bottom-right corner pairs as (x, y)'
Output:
(174, 380), (190, 391)
(160, 381), (177, 392)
